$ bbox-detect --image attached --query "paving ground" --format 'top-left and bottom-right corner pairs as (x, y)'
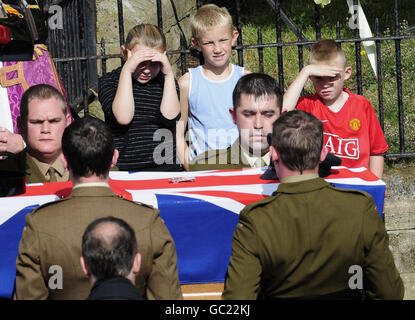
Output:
(383, 165), (415, 300)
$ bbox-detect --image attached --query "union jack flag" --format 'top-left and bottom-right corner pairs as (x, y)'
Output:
(0, 167), (385, 298)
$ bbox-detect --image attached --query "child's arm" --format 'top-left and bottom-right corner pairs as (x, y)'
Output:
(282, 64), (344, 112)
(152, 51), (180, 120)
(176, 73), (190, 170)
(112, 48), (156, 125)
(369, 155), (384, 179)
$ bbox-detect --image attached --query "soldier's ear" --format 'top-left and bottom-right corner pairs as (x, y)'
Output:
(111, 149), (119, 168)
(270, 145), (279, 162)
(80, 257), (90, 278)
(132, 253), (141, 275)
(229, 108), (236, 124)
(319, 146), (329, 163)
(65, 113), (72, 127)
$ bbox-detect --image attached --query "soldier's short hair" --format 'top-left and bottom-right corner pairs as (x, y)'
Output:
(232, 73), (283, 112)
(62, 116), (114, 179)
(271, 110), (323, 172)
(20, 84), (67, 120)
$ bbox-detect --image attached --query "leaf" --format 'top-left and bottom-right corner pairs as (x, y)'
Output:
(314, 0), (331, 8)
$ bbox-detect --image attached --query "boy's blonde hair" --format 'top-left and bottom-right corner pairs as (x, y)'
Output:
(309, 39), (347, 67)
(124, 24), (166, 51)
(191, 4), (234, 41)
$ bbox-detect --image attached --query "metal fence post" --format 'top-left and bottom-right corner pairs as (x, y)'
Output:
(394, 0), (404, 154)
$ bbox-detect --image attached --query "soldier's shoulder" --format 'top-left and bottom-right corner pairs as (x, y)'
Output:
(29, 196), (71, 217)
(328, 183), (374, 201)
(191, 148), (228, 164)
(240, 194), (279, 216)
(114, 194), (157, 211)
(189, 148), (231, 171)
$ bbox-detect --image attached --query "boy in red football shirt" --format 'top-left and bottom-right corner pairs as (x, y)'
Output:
(283, 39), (387, 178)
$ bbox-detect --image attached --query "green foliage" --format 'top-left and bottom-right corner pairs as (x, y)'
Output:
(213, 0), (415, 33)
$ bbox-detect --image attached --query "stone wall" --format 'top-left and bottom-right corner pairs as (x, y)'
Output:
(86, 0), (196, 119)
(383, 165), (415, 300)
(96, 0), (195, 76)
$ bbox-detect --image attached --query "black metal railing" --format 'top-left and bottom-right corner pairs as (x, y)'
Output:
(43, 0), (97, 116)
(45, 0), (415, 159)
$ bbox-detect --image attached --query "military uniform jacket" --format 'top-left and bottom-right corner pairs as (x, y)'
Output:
(25, 151), (49, 183)
(14, 186), (182, 300)
(223, 177), (404, 300)
(189, 140), (250, 171)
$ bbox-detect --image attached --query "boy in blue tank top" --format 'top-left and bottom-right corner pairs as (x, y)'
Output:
(177, 4), (250, 169)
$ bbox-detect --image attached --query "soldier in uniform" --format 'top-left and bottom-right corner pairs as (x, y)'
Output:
(1, 84), (72, 183)
(189, 73), (282, 171)
(222, 110), (404, 300)
(14, 116), (182, 300)
(18, 84), (72, 183)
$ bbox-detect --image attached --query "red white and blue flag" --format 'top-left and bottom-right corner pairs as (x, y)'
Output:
(0, 167), (385, 298)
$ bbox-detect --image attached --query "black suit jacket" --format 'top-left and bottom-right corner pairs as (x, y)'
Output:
(87, 277), (145, 300)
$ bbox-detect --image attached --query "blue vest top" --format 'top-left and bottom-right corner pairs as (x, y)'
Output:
(188, 64), (244, 160)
